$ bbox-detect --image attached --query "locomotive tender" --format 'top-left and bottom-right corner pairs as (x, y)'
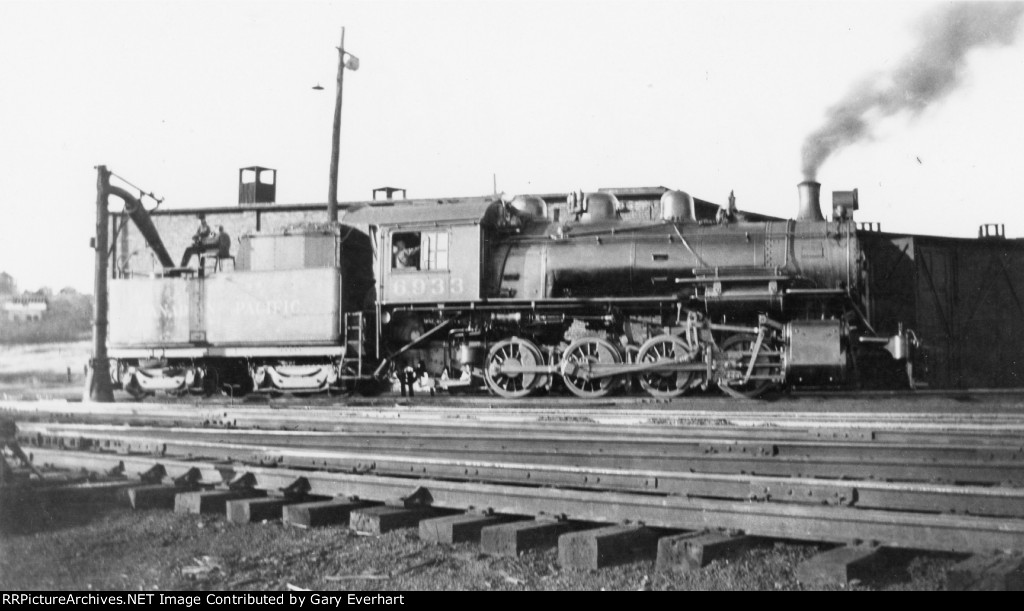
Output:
(107, 178), (920, 399)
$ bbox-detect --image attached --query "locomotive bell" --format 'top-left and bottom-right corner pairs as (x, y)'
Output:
(660, 190), (696, 223)
(797, 181), (825, 221)
(509, 194), (547, 219)
(578, 192), (621, 223)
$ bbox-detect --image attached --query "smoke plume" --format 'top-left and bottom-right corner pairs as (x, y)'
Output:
(801, 2), (1024, 180)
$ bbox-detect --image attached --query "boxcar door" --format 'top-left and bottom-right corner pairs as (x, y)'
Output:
(915, 243), (958, 388)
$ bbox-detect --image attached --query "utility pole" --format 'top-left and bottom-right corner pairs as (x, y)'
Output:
(86, 165), (115, 402)
(327, 27), (346, 223)
(325, 28), (359, 222)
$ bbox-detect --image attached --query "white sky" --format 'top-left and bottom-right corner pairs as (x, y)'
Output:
(1, 0), (1023, 293)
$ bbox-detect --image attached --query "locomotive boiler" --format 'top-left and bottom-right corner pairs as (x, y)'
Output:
(105, 179), (915, 400)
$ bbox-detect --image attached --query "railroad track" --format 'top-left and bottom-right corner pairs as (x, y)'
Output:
(6, 398), (1024, 430)
(5, 397), (1024, 586)
(18, 447), (1024, 559)
(5, 388), (1024, 417)
(14, 422), (1024, 517)
(15, 421), (1024, 486)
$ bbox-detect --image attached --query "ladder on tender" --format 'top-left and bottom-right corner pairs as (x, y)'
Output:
(342, 312), (365, 379)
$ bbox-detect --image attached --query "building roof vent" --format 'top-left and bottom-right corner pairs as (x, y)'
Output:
(373, 186), (407, 200)
(979, 224), (1006, 239)
(239, 167), (276, 205)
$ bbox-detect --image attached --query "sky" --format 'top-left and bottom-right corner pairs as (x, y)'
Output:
(1, 0), (1023, 293)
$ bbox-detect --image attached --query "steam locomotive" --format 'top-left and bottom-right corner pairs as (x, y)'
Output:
(107, 180), (918, 399)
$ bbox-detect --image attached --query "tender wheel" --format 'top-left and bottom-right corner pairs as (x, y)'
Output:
(184, 367), (206, 396)
(637, 334), (695, 398)
(485, 337), (544, 398)
(718, 334), (776, 399)
(560, 337), (624, 398)
(201, 368), (220, 397)
(124, 379), (150, 401)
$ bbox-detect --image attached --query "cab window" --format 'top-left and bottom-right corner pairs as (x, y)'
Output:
(391, 231), (448, 271)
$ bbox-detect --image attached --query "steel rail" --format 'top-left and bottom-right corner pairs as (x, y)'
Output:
(39, 437), (1024, 517)
(27, 447), (1024, 554)
(18, 424), (1024, 490)
(7, 400), (1024, 432)
(6, 388), (1024, 413)
(18, 422), (1024, 465)
(9, 412), (1024, 452)
(7, 396), (1024, 417)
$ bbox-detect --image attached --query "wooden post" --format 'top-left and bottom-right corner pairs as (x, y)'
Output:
(327, 27), (345, 223)
(86, 166), (115, 402)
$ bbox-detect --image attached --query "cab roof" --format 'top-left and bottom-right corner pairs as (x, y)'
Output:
(340, 198), (503, 227)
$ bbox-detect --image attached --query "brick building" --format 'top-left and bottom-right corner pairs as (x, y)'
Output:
(2, 294), (48, 322)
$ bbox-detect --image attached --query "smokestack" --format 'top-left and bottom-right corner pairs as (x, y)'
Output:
(797, 181), (824, 221)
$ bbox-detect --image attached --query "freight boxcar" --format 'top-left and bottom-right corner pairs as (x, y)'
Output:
(860, 225), (1024, 389)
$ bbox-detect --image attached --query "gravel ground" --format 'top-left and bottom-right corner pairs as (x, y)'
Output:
(0, 497), (960, 591)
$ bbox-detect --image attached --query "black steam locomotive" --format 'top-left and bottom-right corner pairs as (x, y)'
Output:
(108, 180), (918, 399)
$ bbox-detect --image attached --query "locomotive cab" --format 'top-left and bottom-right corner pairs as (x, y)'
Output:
(342, 199), (507, 306)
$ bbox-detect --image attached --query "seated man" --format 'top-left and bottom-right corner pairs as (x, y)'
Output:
(180, 214), (217, 267)
(216, 225), (231, 258)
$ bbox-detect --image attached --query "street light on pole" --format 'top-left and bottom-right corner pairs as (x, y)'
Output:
(326, 27), (359, 223)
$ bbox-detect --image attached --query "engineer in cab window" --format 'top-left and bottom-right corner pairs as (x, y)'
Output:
(393, 239), (421, 270)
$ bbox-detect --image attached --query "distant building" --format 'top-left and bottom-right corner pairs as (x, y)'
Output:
(2, 294), (48, 322)
(0, 272), (15, 297)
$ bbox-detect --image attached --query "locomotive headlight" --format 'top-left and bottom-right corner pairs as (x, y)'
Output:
(381, 311), (391, 324)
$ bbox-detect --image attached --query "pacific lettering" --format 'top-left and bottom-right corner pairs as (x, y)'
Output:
(232, 299), (302, 317)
